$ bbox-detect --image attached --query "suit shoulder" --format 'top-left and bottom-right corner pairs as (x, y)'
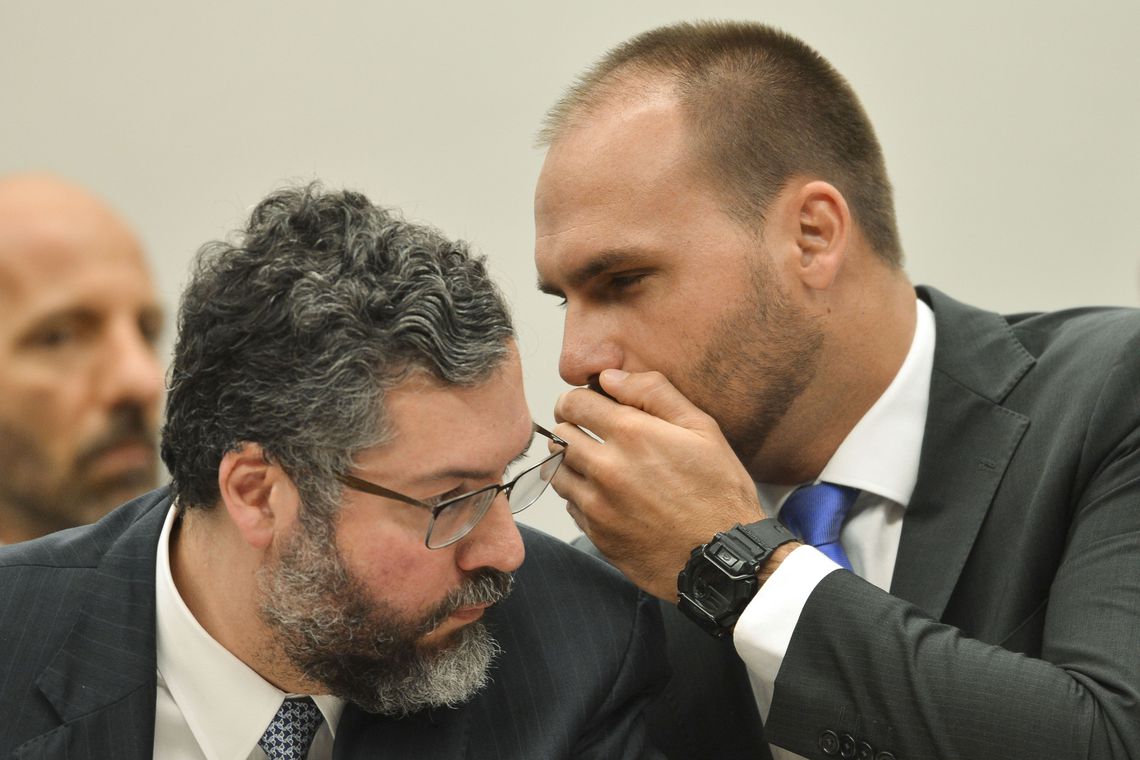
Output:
(516, 524), (644, 609)
(506, 525), (658, 655)
(1007, 305), (1140, 361)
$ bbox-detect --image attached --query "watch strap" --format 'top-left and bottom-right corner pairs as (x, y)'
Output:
(737, 518), (797, 555)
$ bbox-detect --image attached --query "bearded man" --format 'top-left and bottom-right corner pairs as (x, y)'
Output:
(0, 184), (663, 759)
(0, 173), (164, 543)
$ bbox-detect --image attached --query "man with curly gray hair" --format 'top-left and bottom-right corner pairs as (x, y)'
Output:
(0, 183), (665, 759)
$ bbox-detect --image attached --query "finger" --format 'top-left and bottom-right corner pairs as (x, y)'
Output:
(549, 456), (593, 512)
(564, 499), (589, 535)
(554, 387), (618, 435)
(597, 368), (711, 429)
(551, 419), (603, 450)
(550, 421), (608, 478)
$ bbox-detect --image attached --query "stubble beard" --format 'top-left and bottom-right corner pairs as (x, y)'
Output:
(257, 513), (514, 716)
(686, 256), (823, 467)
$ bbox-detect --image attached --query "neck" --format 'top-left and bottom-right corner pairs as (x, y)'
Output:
(745, 266), (917, 485)
(171, 507), (313, 693)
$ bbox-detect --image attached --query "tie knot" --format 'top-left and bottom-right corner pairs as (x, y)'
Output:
(779, 482), (860, 569)
(259, 697), (323, 760)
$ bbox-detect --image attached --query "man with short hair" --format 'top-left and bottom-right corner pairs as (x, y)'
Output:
(535, 21), (1140, 760)
(0, 184), (663, 759)
(0, 173), (164, 544)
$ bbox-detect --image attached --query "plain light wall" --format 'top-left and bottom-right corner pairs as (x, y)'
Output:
(3, 0), (1137, 540)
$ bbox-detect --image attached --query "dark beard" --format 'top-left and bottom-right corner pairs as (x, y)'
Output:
(0, 403), (156, 534)
(257, 517), (514, 716)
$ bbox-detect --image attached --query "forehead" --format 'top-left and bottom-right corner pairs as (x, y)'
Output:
(536, 89), (690, 218)
(534, 89), (746, 286)
(360, 351), (532, 482)
(0, 203), (155, 325)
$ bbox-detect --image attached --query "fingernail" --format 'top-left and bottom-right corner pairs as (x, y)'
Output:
(601, 368), (629, 382)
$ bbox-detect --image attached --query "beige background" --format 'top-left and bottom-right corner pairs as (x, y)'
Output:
(4, 0), (1138, 540)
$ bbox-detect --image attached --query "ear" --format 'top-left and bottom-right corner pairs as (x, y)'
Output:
(787, 180), (850, 291)
(217, 443), (300, 551)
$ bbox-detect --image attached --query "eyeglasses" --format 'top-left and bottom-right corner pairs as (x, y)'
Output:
(336, 423), (567, 549)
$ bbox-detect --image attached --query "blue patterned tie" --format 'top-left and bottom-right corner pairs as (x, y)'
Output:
(258, 697), (323, 760)
(779, 482), (860, 571)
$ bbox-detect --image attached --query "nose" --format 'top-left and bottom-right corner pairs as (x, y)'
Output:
(558, 306), (623, 387)
(455, 493), (526, 574)
(97, 317), (164, 411)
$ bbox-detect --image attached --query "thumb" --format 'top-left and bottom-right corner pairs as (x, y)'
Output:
(599, 368), (711, 429)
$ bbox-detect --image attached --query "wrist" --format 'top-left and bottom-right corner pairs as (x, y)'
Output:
(676, 518), (799, 638)
(756, 540), (802, 585)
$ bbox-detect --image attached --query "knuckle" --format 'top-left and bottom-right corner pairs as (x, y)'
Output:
(559, 387), (590, 414)
(642, 369), (668, 387)
(610, 413), (640, 441)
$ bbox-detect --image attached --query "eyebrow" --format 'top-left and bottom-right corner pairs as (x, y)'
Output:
(410, 432), (535, 486)
(21, 303), (164, 336)
(15, 306), (99, 340)
(537, 249), (648, 297)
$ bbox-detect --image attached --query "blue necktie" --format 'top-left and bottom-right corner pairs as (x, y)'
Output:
(259, 696), (323, 760)
(779, 482), (860, 571)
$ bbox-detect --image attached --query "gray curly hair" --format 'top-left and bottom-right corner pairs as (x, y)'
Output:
(160, 183), (514, 519)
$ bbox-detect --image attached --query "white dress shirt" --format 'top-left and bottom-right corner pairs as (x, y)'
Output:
(153, 505), (346, 760)
(734, 298), (935, 760)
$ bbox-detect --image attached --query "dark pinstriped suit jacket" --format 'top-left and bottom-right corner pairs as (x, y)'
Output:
(0, 488), (666, 759)
(586, 287), (1140, 760)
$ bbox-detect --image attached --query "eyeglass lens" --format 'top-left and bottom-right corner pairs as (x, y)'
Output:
(425, 449), (565, 549)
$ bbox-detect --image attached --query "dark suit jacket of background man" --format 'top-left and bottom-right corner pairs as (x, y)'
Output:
(608, 286), (1140, 760)
(0, 488), (666, 760)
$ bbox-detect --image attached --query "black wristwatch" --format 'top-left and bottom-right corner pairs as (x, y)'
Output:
(677, 518), (798, 638)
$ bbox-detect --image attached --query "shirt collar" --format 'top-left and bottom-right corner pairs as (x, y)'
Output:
(155, 504), (345, 760)
(760, 297), (935, 511)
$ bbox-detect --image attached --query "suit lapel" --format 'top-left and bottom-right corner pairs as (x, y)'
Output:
(890, 288), (1033, 619)
(332, 685), (472, 758)
(18, 492), (169, 760)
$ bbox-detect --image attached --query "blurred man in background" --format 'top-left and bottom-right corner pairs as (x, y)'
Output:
(0, 173), (163, 544)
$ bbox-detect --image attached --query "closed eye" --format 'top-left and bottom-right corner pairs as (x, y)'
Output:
(610, 271), (649, 289)
(502, 447), (533, 480)
(600, 270), (652, 300)
(425, 484), (470, 507)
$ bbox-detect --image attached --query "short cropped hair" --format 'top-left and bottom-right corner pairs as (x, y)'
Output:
(540, 21), (903, 266)
(161, 184), (514, 515)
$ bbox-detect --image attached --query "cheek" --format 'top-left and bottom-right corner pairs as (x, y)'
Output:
(335, 510), (460, 617)
(614, 311), (704, 377)
(0, 369), (88, 461)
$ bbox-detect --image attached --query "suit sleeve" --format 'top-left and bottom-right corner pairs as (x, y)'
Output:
(571, 590), (669, 759)
(755, 356), (1140, 759)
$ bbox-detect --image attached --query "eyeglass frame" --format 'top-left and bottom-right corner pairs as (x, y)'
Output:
(335, 422), (568, 549)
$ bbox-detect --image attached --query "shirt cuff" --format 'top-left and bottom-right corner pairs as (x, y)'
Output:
(733, 544), (841, 720)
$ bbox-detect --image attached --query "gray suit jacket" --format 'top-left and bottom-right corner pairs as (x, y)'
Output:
(599, 287), (1140, 760)
(0, 488), (666, 759)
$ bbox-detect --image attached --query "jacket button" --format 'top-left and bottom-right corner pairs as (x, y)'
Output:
(839, 733), (857, 759)
(819, 730), (840, 755)
(855, 740), (874, 760)
(875, 753), (896, 760)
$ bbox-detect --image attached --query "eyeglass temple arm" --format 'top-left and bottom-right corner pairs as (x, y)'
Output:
(335, 472), (432, 509)
(534, 422), (568, 448)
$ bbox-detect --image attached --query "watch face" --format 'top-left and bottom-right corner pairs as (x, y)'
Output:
(687, 556), (737, 616)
